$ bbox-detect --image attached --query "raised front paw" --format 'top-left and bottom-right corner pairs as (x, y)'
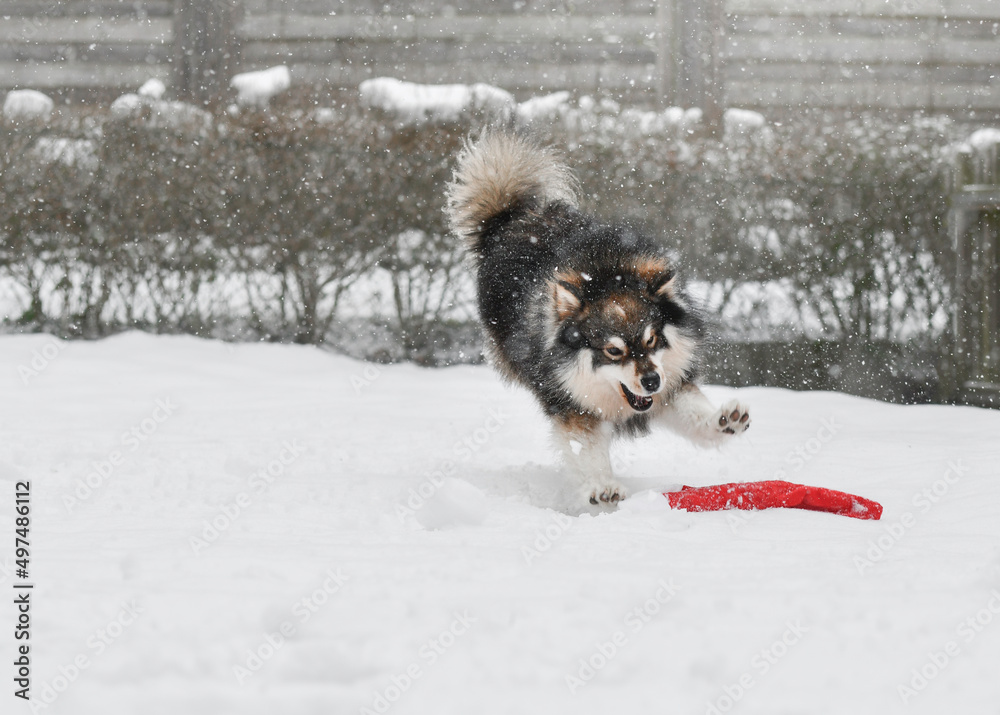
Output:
(715, 400), (750, 436)
(586, 481), (628, 507)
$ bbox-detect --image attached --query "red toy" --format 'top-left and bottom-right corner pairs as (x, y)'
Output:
(664, 480), (882, 520)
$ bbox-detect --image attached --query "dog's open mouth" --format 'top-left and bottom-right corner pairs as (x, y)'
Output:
(621, 383), (654, 412)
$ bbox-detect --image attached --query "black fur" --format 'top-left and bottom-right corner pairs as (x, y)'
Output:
(446, 131), (750, 506)
(475, 201), (703, 421)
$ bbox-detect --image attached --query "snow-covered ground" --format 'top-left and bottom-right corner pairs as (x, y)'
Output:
(3, 332), (999, 714)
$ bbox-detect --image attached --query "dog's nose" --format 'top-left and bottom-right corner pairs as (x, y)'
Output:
(640, 373), (660, 393)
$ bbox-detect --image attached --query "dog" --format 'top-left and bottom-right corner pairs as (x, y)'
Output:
(445, 131), (750, 508)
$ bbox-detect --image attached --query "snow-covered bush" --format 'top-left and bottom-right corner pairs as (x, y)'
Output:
(763, 115), (955, 345)
(0, 91), (470, 355)
(360, 77), (514, 125)
(230, 66), (291, 108)
(357, 123), (472, 362)
(1, 105), (228, 336)
(212, 108), (381, 343)
(0, 81), (968, 395)
(3, 89), (54, 122)
(539, 105), (957, 347)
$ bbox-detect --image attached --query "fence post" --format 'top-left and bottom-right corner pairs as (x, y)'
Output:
(703, 0), (725, 138)
(173, 0), (242, 105)
(672, 0), (725, 136)
(949, 133), (1000, 408)
(655, 0), (676, 107)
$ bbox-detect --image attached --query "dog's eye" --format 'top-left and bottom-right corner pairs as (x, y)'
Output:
(646, 333), (657, 348)
(604, 346), (624, 358)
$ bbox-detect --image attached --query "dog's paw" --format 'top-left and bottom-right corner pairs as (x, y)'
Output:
(715, 400), (750, 436)
(586, 481), (628, 507)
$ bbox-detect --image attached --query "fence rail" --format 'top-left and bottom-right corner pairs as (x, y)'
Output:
(1, 0), (999, 111)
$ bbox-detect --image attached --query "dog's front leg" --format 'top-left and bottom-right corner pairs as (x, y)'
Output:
(657, 383), (750, 446)
(553, 414), (626, 506)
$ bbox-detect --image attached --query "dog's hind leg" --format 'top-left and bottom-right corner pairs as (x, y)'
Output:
(657, 383), (750, 446)
(552, 413), (627, 506)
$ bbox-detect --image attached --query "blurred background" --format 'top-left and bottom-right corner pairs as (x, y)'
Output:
(2, 0), (999, 406)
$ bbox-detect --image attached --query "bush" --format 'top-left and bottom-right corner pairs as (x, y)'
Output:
(0, 96), (470, 354)
(0, 87), (968, 396)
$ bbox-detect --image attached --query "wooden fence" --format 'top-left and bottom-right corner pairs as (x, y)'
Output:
(949, 134), (1000, 407)
(2, 0), (1000, 113)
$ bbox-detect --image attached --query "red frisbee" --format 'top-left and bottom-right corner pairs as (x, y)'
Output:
(664, 480), (882, 520)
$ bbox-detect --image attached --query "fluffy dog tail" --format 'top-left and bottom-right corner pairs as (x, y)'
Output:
(445, 131), (578, 258)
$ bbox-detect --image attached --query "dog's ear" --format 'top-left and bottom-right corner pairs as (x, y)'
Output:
(649, 269), (676, 301)
(633, 256), (675, 301)
(553, 279), (583, 320)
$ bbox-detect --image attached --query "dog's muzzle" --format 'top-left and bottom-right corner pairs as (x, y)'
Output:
(621, 383), (654, 412)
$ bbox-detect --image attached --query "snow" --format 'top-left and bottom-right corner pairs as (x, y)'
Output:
(693, 280), (810, 340)
(967, 128), (1000, 152)
(359, 78), (572, 126)
(109, 93), (145, 118)
(724, 108), (767, 140)
(360, 77), (515, 124)
(312, 107), (337, 124)
(3, 332), (999, 714)
(359, 77), (619, 125)
(137, 79), (166, 100)
(413, 478), (489, 530)
(3, 89), (54, 121)
(516, 91), (571, 123)
(230, 66), (292, 108)
(109, 92), (212, 131)
(31, 138), (98, 172)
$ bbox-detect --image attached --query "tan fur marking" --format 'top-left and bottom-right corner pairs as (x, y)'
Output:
(552, 269), (586, 320)
(632, 255), (671, 283)
(655, 276), (677, 300)
(601, 293), (645, 326)
(557, 410), (601, 434)
(554, 268), (583, 288)
(631, 255), (677, 300)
